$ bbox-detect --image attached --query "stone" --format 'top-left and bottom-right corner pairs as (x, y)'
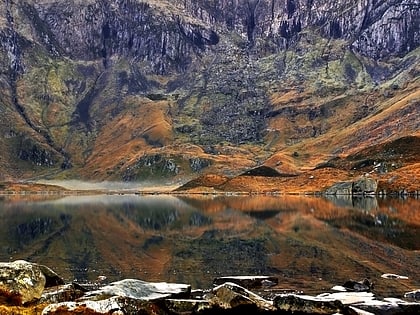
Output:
(342, 279), (373, 292)
(352, 177), (377, 195)
(325, 177), (377, 195)
(213, 276), (278, 289)
(42, 296), (164, 315)
(164, 299), (212, 313)
(80, 279), (191, 301)
(405, 290), (420, 301)
(381, 273), (409, 280)
(312, 292), (420, 315)
(325, 181), (353, 195)
(0, 260), (46, 305)
(274, 294), (352, 314)
(208, 282), (273, 310)
(36, 264), (65, 288)
(39, 283), (87, 304)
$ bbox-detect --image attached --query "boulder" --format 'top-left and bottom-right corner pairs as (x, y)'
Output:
(208, 282), (273, 310)
(213, 276), (278, 289)
(39, 283), (87, 304)
(42, 296), (165, 315)
(80, 279), (191, 301)
(324, 181), (353, 195)
(310, 292), (420, 315)
(164, 299), (212, 313)
(325, 177), (377, 195)
(43, 279), (191, 315)
(352, 177), (377, 195)
(37, 264), (65, 288)
(405, 290), (420, 301)
(274, 294), (352, 314)
(342, 279), (373, 292)
(0, 260), (46, 305)
(381, 273), (409, 280)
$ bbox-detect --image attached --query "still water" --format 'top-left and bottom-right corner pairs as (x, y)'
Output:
(0, 194), (419, 296)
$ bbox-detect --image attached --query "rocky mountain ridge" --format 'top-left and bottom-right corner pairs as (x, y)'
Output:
(0, 0), (418, 186)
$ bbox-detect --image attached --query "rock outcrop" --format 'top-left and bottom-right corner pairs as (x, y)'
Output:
(325, 177), (377, 195)
(0, 260), (63, 305)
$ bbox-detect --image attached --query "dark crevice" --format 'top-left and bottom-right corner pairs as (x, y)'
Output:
(246, 0), (260, 44)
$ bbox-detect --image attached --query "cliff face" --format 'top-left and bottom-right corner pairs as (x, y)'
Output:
(0, 0), (419, 181)
(182, 0), (418, 59)
(18, 0), (417, 63)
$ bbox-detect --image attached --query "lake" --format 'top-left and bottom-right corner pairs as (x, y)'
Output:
(0, 194), (419, 297)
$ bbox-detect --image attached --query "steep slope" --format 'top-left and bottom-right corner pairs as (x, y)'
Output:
(0, 0), (418, 184)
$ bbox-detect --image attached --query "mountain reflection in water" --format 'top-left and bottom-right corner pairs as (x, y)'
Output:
(0, 194), (418, 296)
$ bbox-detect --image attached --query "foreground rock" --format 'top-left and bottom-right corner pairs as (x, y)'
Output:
(1, 260), (420, 314)
(275, 292), (420, 315)
(80, 279), (191, 301)
(213, 276), (278, 289)
(0, 260), (63, 305)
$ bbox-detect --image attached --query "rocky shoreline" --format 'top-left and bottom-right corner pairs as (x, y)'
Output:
(1, 260), (419, 315)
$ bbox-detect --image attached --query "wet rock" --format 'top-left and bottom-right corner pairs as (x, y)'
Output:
(0, 260), (46, 305)
(80, 279), (191, 301)
(213, 276), (278, 289)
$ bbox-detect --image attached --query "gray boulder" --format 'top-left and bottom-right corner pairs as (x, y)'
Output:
(352, 177), (377, 195)
(325, 177), (377, 195)
(325, 181), (353, 195)
(79, 279), (190, 301)
(42, 279), (191, 315)
(0, 260), (46, 305)
(42, 296), (163, 315)
(213, 276), (278, 289)
(208, 282), (274, 310)
(39, 283), (87, 304)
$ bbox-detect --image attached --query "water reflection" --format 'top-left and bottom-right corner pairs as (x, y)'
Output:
(325, 195), (378, 210)
(0, 194), (419, 296)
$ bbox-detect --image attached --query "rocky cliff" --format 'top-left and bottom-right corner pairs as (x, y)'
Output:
(0, 0), (419, 182)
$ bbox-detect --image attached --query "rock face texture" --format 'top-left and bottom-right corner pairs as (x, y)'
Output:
(0, 0), (419, 181)
(325, 176), (378, 195)
(0, 260), (63, 305)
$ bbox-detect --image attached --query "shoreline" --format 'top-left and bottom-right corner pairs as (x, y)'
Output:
(1, 260), (419, 315)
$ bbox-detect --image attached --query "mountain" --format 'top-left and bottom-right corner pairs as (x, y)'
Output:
(0, 0), (419, 191)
